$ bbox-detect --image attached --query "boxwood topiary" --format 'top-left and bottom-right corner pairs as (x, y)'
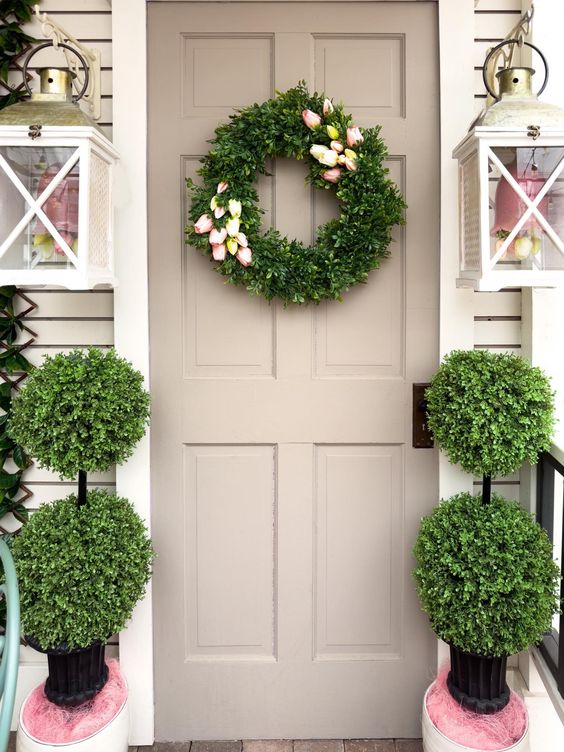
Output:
(413, 492), (560, 657)
(8, 347), (150, 479)
(426, 350), (554, 478)
(12, 489), (154, 650)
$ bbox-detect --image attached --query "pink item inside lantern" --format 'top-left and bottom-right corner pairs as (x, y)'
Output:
(491, 160), (548, 237)
(34, 163), (79, 235)
(21, 659), (127, 744)
(426, 666), (527, 751)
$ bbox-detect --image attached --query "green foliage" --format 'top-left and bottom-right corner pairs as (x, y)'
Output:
(426, 350), (554, 478)
(13, 489), (154, 650)
(0, 0), (37, 110)
(413, 492), (560, 656)
(185, 82), (406, 304)
(0, 286), (32, 544)
(8, 347), (150, 479)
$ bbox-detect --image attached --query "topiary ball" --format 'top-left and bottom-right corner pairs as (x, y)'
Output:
(13, 489), (154, 650)
(426, 350), (554, 478)
(8, 347), (150, 479)
(413, 492), (560, 657)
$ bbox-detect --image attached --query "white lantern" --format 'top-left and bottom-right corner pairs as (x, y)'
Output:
(0, 42), (118, 289)
(454, 41), (564, 291)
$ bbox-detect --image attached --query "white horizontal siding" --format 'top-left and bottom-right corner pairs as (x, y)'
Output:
(20, 290), (113, 318)
(476, 0), (521, 10)
(40, 0), (111, 10)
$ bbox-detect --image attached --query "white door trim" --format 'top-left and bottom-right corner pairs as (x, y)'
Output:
(112, 0), (153, 746)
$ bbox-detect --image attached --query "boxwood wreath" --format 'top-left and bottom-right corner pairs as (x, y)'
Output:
(185, 83), (406, 304)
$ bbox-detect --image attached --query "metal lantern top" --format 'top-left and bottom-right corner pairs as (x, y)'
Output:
(0, 41), (101, 131)
(475, 39), (564, 130)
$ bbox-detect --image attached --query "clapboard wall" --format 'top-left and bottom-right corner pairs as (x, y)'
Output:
(473, 0), (523, 500)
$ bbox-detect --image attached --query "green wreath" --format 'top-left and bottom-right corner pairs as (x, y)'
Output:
(185, 83), (405, 305)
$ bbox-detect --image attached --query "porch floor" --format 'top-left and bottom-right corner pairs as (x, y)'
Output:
(7, 731), (423, 752)
(8, 735), (423, 751)
(131, 741), (423, 752)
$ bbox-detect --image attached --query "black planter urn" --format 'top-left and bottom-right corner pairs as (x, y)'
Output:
(26, 636), (109, 707)
(447, 644), (510, 714)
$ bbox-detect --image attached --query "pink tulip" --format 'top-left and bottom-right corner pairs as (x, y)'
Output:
(214, 206), (226, 219)
(338, 154), (347, 165)
(236, 232), (248, 247)
(237, 246), (253, 267)
(212, 243), (227, 261)
(346, 126), (364, 147)
(302, 109), (322, 129)
(344, 158), (357, 172)
(217, 181), (229, 194)
(330, 140), (344, 153)
(323, 98), (334, 116)
(321, 168), (341, 183)
(209, 227), (227, 245)
(194, 214), (213, 234)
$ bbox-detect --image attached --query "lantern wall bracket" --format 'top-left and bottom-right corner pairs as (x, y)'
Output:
(31, 5), (102, 121)
(482, 4), (535, 107)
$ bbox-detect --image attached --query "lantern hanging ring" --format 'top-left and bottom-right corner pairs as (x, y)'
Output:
(22, 41), (90, 103)
(482, 40), (548, 102)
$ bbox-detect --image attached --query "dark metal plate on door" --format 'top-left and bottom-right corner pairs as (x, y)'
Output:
(413, 383), (434, 448)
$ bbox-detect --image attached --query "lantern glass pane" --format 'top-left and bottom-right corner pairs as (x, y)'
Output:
(489, 145), (564, 271)
(0, 146), (80, 270)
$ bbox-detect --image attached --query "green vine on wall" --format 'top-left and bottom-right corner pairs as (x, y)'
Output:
(0, 0), (38, 110)
(0, 287), (35, 540)
(0, 1), (40, 545)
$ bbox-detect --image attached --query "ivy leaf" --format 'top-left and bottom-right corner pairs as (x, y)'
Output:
(0, 471), (20, 490)
(11, 444), (27, 470)
(0, 434), (15, 450)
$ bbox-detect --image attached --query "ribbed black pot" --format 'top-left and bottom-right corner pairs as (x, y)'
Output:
(447, 644), (510, 714)
(26, 636), (109, 707)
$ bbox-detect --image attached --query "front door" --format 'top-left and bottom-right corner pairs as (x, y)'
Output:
(148, 1), (439, 741)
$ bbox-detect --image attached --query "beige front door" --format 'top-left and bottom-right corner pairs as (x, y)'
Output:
(148, 1), (439, 741)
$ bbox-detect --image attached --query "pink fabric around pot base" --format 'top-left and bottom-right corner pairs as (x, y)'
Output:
(426, 667), (527, 751)
(22, 659), (127, 744)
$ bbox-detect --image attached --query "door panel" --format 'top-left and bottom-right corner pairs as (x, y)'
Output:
(148, 1), (439, 740)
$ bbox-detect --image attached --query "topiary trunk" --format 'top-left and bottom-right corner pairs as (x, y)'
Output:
(77, 470), (87, 507)
(482, 474), (491, 504)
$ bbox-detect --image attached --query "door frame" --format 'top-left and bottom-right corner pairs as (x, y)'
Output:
(112, 0), (475, 744)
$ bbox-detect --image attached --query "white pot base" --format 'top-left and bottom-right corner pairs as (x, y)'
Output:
(16, 694), (129, 752)
(422, 685), (530, 752)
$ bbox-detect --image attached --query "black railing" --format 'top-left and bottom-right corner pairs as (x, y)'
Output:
(536, 451), (564, 699)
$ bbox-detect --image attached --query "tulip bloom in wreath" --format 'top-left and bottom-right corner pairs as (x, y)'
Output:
(186, 82), (405, 304)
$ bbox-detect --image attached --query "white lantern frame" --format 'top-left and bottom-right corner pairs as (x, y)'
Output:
(453, 126), (564, 291)
(0, 125), (118, 289)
